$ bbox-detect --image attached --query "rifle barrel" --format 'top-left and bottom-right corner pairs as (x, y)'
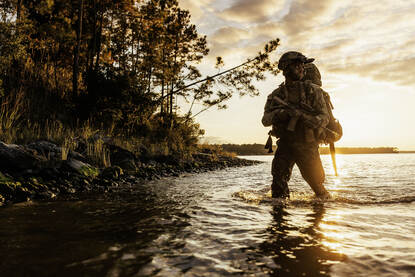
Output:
(330, 142), (338, 176)
(272, 95), (340, 139)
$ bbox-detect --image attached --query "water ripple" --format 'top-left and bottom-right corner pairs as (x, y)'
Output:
(1, 154), (415, 276)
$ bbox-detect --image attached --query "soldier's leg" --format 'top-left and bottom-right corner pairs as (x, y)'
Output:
(295, 143), (329, 197)
(271, 140), (295, 198)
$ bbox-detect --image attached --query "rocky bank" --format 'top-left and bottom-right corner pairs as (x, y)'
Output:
(0, 141), (261, 205)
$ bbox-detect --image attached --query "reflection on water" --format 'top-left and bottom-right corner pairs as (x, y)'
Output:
(1, 154), (415, 276)
(259, 204), (345, 276)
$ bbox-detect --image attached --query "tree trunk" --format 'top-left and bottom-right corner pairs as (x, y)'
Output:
(73, 0), (84, 96)
(133, 16), (142, 73)
(88, 0), (97, 72)
(146, 65), (151, 94)
(161, 47), (165, 115)
(94, 7), (104, 71)
(170, 82), (173, 115)
(16, 0), (22, 20)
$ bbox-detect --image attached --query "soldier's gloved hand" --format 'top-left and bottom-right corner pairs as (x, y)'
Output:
(274, 109), (291, 122)
(287, 109), (302, 118)
(303, 114), (320, 128)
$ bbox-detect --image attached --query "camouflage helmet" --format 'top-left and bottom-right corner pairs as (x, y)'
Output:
(278, 51), (315, 71)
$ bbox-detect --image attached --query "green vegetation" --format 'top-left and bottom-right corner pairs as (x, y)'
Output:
(0, 0), (280, 164)
(319, 147), (399, 154)
(221, 143), (274, 156)
(219, 144), (400, 155)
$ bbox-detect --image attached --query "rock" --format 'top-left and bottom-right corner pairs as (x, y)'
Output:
(62, 159), (99, 178)
(107, 144), (136, 165)
(0, 171), (11, 182)
(0, 139), (262, 205)
(0, 141), (46, 170)
(68, 150), (86, 162)
(26, 141), (62, 160)
(104, 144), (139, 174)
(0, 180), (30, 202)
(117, 159), (137, 174)
(39, 167), (60, 179)
(36, 190), (57, 200)
(100, 166), (124, 179)
(137, 145), (150, 161)
(26, 140), (86, 162)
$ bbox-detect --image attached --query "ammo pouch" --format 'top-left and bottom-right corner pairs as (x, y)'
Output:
(324, 118), (343, 143)
(271, 123), (285, 138)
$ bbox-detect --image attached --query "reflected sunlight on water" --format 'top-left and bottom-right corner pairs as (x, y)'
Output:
(0, 154), (415, 276)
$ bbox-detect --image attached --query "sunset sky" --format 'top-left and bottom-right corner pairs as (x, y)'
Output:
(178, 0), (415, 150)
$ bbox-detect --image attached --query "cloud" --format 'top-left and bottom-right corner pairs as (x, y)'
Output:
(182, 0), (415, 87)
(327, 56), (415, 86)
(210, 26), (250, 44)
(206, 25), (278, 61)
(179, 0), (216, 22)
(218, 0), (285, 23)
(273, 0), (415, 86)
(281, 0), (341, 35)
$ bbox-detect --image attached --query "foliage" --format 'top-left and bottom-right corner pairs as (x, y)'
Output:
(220, 144), (399, 156)
(221, 143), (274, 156)
(197, 143), (237, 158)
(319, 147), (399, 154)
(0, 0), (280, 160)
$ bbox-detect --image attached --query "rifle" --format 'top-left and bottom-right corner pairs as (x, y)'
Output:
(329, 142), (338, 176)
(272, 95), (340, 175)
(272, 95), (340, 141)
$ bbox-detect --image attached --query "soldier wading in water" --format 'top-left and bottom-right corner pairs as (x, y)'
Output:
(262, 51), (333, 199)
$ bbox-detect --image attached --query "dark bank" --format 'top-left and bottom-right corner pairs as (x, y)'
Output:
(0, 1), (275, 205)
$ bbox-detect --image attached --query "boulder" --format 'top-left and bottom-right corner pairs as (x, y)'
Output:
(100, 166), (124, 179)
(116, 159), (137, 174)
(62, 159), (99, 178)
(26, 140), (86, 162)
(26, 141), (62, 160)
(0, 142), (45, 170)
(107, 144), (136, 165)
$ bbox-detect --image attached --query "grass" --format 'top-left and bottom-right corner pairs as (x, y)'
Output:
(0, 90), (214, 168)
(197, 144), (237, 158)
(0, 94), (112, 166)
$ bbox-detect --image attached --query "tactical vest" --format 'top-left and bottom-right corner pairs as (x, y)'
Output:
(270, 81), (312, 141)
(270, 81), (342, 143)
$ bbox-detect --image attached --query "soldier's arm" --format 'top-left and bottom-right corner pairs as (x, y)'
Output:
(262, 95), (277, 127)
(261, 91), (289, 127)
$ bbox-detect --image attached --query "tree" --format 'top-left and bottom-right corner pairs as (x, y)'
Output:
(0, 0), (281, 155)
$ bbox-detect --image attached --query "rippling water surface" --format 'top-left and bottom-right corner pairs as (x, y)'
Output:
(1, 154), (415, 276)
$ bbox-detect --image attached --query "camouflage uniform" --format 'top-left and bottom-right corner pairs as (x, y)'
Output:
(262, 52), (330, 198)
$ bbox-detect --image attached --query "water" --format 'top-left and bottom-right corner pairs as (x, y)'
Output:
(1, 154), (415, 276)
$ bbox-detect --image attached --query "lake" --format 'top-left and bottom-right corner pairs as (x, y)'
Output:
(1, 154), (415, 276)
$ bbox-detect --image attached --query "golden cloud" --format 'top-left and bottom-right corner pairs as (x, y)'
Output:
(218, 0), (285, 23)
(181, 0), (415, 87)
(210, 26), (250, 44)
(178, 0), (216, 22)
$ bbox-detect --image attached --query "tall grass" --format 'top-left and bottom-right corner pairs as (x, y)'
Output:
(0, 91), (205, 167)
(0, 90), (24, 144)
(0, 94), (111, 166)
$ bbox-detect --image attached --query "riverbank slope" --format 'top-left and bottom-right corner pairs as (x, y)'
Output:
(0, 141), (260, 206)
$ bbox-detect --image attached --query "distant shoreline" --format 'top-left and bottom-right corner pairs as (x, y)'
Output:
(238, 152), (415, 156)
(216, 144), (410, 156)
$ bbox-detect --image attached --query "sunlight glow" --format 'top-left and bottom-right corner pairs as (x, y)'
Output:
(319, 211), (356, 254)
